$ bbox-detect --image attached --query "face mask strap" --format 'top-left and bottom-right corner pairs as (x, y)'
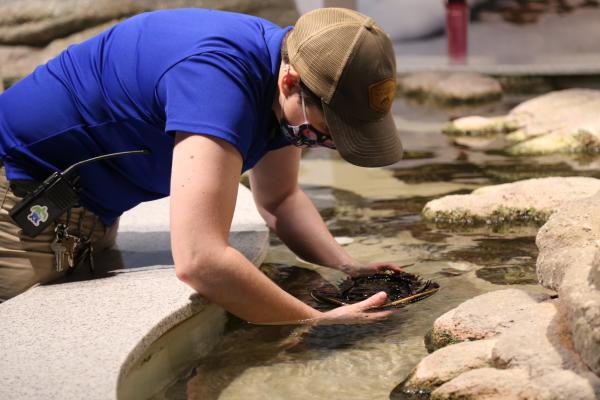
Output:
(300, 91), (309, 123)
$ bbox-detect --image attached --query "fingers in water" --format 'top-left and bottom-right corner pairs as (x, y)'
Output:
(364, 310), (393, 321)
(359, 291), (388, 310)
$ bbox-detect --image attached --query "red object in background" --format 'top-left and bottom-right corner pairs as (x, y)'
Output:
(446, 0), (469, 63)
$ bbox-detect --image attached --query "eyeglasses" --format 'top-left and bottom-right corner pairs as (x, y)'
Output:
(280, 92), (336, 149)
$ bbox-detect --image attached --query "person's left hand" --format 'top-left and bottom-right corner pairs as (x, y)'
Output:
(337, 262), (413, 277)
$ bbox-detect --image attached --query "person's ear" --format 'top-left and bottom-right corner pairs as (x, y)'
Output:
(280, 64), (301, 97)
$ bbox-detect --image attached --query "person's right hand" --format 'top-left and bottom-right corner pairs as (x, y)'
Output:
(314, 291), (394, 325)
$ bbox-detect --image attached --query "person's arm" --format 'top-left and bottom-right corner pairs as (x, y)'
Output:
(249, 146), (357, 267)
(171, 133), (389, 324)
(249, 146), (406, 276)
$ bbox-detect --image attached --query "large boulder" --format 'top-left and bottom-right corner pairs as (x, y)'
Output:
(398, 189), (600, 399)
(401, 174), (600, 399)
(427, 289), (551, 350)
(0, 0), (299, 85)
(430, 368), (532, 400)
(431, 368), (597, 400)
(422, 177), (600, 227)
(536, 191), (600, 291)
(393, 289), (600, 400)
(0, 21), (119, 85)
(444, 89), (600, 155)
(398, 72), (503, 103)
(560, 254), (600, 377)
(537, 191), (600, 376)
(396, 339), (496, 398)
(0, 0), (298, 46)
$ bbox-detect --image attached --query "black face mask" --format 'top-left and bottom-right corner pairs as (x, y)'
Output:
(280, 92), (336, 149)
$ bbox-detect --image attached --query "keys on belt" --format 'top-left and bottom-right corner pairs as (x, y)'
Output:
(49, 213), (97, 273)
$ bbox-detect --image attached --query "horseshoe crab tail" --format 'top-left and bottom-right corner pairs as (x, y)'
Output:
(384, 287), (440, 308)
(310, 291), (348, 307)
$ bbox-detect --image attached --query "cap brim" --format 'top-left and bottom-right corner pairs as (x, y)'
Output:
(323, 102), (403, 167)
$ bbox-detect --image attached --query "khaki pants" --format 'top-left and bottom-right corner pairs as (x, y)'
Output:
(0, 166), (118, 302)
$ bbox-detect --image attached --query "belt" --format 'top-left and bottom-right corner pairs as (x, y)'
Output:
(0, 161), (40, 198)
(9, 179), (40, 198)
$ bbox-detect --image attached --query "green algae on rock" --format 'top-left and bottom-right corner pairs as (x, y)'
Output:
(424, 206), (551, 227)
(442, 116), (518, 137)
(475, 265), (537, 285)
(422, 176), (600, 229)
(443, 89), (600, 155)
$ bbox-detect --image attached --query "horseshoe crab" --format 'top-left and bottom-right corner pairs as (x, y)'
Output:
(311, 270), (439, 310)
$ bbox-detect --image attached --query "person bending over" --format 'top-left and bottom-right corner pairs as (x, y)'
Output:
(0, 8), (403, 324)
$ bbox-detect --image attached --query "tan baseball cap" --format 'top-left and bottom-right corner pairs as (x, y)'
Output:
(287, 7), (403, 167)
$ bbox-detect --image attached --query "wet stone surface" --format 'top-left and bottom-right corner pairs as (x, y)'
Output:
(475, 264), (537, 285)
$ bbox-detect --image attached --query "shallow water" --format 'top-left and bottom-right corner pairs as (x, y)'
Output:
(157, 90), (600, 400)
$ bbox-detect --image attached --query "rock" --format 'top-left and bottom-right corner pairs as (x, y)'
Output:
(0, 0), (299, 47)
(0, 0), (297, 86)
(403, 187), (600, 400)
(0, 45), (37, 86)
(536, 191), (600, 375)
(392, 339), (495, 398)
(398, 72), (503, 103)
(401, 292), (600, 400)
(508, 89), (600, 142)
(430, 368), (531, 400)
(0, 21), (118, 86)
(592, 249), (600, 289)
(451, 135), (510, 152)
(495, 76), (554, 94)
(527, 370), (600, 400)
(559, 252), (600, 376)
(334, 236), (353, 246)
(429, 289), (551, 350)
(536, 191), (600, 291)
(490, 300), (593, 377)
(0, 0), (131, 46)
(443, 89), (600, 155)
(431, 367), (599, 400)
(443, 116), (514, 137)
(422, 177), (600, 227)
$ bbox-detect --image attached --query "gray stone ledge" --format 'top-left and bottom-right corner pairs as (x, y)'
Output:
(0, 184), (269, 400)
(396, 55), (600, 77)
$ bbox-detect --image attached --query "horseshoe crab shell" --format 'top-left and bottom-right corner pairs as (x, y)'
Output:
(311, 271), (439, 310)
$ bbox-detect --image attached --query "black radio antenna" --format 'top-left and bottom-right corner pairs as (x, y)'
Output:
(62, 149), (150, 178)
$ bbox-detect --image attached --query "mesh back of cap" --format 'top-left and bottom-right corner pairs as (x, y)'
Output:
(287, 8), (369, 103)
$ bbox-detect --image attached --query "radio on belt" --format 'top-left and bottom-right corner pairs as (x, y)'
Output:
(9, 149), (150, 238)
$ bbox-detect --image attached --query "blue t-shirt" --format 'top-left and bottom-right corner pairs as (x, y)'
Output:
(0, 9), (291, 225)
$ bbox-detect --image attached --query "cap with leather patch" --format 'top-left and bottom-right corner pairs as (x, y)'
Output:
(287, 8), (403, 167)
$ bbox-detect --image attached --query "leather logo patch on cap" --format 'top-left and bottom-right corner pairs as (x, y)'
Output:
(369, 78), (396, 113)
